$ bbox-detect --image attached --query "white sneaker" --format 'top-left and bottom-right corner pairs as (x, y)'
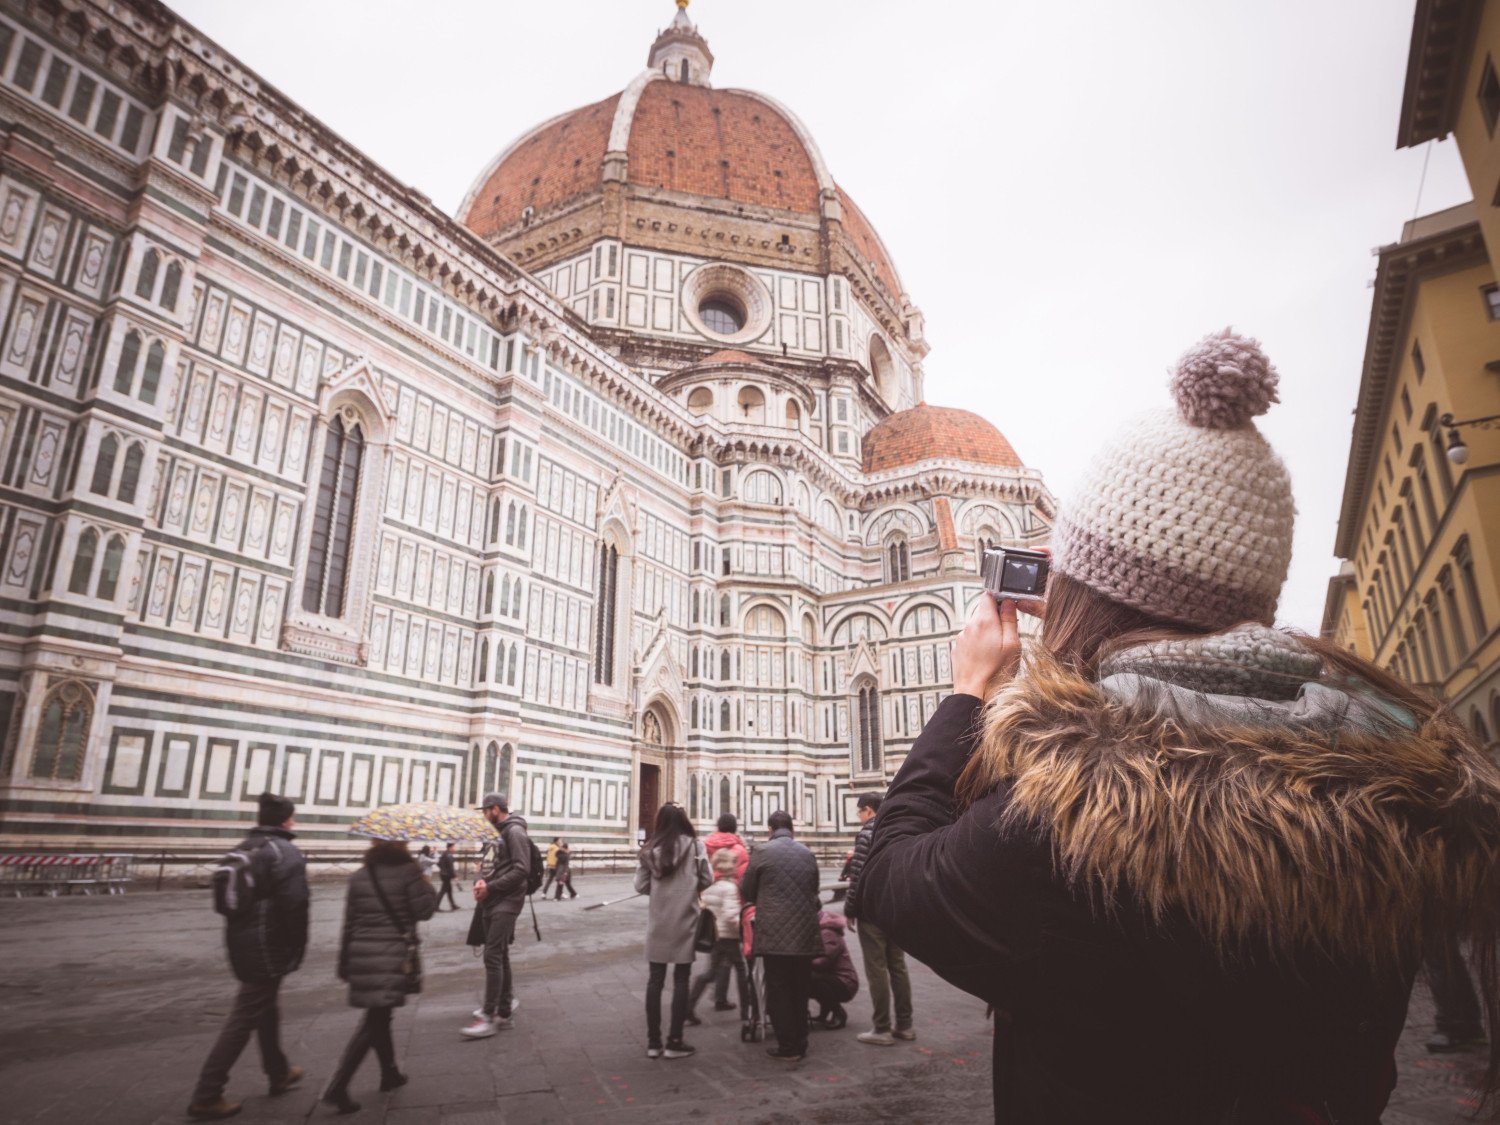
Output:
(460, 1017), (497, 1039)
(471, 998), (519, 1020)
(893, 1027), (917, 1041)
(857, 1029), (895, 1046)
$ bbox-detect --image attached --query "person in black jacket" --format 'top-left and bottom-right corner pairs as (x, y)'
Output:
(188, 792), (310, 1121)
(436, 843), (459, 911)
(323, 839), (438, 1114)
(740, 811), (820, 1061)
(843, 792), (913, 1046)
(859, 331), (1500, 1124)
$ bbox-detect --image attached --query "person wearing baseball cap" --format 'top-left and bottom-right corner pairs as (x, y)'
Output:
(461, 793), (530, 1039)
(853, 330), (1500, 1122)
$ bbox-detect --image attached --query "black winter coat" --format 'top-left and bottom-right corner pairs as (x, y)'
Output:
(338, 854), (438, 1008)
(841, 820), (875, 920)
(862, 644), (1500, 1125)
(225, 827), (308, 983)
(739, 829), (819, 957)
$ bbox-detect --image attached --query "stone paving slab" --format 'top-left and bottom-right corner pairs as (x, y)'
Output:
(0, 872), (1488, 1123)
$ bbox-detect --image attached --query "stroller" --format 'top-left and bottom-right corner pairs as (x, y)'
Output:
(738, 882), (850, 1043)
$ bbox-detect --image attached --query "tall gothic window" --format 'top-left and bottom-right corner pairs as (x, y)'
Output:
(113, 331), (140, 394)
(97, 536), (125, 601)
(69, 528), (97, 594)
(32, 680), (91, 781)
(302, 415), (364, 617)
(886, 537), (911, 583)
(593, 542), (619, 685)
(118, 444), (143, 505)
(90, 434), (117, 495)
(856, 680), (882, 774)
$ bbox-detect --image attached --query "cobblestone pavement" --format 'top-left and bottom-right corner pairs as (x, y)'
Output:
(0, 872), (1488, 1124)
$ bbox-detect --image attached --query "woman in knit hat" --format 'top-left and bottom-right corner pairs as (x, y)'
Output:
(857, 330), (1500, 1124)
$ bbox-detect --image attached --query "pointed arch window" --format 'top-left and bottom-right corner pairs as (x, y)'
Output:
(302, 414), (365, 618)
(593, 542), (619, 685)
(886, 536), (911, 583)
(118, 444), (144, 505)
(140, 341), (164, 406)
(506, 644), (519, 685)
(720, 699), (732, 731)
(113, 331), (140, 394)
(32, 680), (91, 781)
(90, 434), (118, 495)
(96, 535), (125, 601)
(135, 249), (159, 300)
(69, 528), (98, 594)
(477, 639), (489, 685)
(720, 650), (731, 680)
(720, 775), (731, 814)
(160, 261), (182, 310)
(855, 679), (882, 774)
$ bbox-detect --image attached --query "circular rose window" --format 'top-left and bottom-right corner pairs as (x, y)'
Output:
(681, 264), (772, 344)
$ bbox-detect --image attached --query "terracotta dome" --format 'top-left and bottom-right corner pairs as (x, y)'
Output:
(457, 52), (905, 299)
(696, 349), (760, 366)
(862, 404), (1023, 474)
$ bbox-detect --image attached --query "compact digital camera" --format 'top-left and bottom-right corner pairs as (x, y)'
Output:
(980, 547), (1049, 604)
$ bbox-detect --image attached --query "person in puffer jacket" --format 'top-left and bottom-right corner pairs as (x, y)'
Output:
(323, 839), (437, 1114)
(860, 330), (1500, 1125)
(809, 910), (859, 1028)
(703, 813), (749, 883)
(686, 847), (749, 1023)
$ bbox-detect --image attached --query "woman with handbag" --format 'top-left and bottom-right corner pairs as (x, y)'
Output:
(324, 838), (438, 1114)
(634, 802), (712, 1060)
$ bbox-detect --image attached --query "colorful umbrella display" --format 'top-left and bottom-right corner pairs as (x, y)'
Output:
(349, 802), (498, 844)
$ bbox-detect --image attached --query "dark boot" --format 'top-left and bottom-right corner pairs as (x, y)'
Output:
(379, 1069), (408, 1092)
(323, 1021), (370, 1114)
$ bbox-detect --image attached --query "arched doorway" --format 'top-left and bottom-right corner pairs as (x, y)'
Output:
(634, 701), (679, 841)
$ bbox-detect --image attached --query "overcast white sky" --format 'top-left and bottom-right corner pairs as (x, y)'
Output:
(172, 0), (1472, 632)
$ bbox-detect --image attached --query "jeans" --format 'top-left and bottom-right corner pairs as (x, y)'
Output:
(327, 1007), (395, 1095)
(857, 920), (913, 1033)
(689, 937), (748, 1013)
(541, 868), (556, 894)
(646, 961), (691, 1045)
(191, 977), (289, 1103)
(482, 909), (518, 1018)
(1425, 934), (1483, 1038)
(761, 954), (812, 1054)
(553, 870), (576, 899)
(437, 876), (458, 910)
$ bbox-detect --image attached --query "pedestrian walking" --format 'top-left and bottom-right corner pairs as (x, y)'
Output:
(460, 794), (532, 1039)
(739, 810), (820, 1062)
(416, 845), (437, 877)
(553, 841), (578, 900)
(685, 847), (748, 1024)
(1424, 934), (1488, 1052)
(187, 792), (310, 1120)
(322, 839), (438, 1114)
(704, 813), (749, 883)
(808, 910), (858, 1029)
(634, 803), (712, 1059)
(843, 792), (914, 1046)
(541, 837), (561, 896)
(859, 330), (1500, 1123)
(436, 843), (460, 911)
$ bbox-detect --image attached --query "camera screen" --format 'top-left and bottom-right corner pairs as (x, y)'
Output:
(1001, 558), (1041, 594)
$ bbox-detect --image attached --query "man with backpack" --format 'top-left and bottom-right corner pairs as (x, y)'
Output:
(461, 792), (537, 1039)
(188, 792), (310, 1120)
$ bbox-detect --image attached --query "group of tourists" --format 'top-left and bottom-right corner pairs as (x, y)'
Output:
(187, 331), (1500, 1125)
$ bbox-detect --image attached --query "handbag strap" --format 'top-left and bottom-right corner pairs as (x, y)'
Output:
(366, 864), (414, 940)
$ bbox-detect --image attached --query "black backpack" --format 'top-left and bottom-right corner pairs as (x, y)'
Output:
(500, 822), (545, 896)
(211, 836), (273, 919)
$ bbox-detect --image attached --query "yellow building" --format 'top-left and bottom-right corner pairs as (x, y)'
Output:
(1323, 0), (1500, 747)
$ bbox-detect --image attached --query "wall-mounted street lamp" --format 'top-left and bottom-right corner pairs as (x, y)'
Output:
(1440, 412), (1500, 465)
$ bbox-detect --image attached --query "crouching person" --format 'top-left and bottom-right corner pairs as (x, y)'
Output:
(809, 910), (859, 1029)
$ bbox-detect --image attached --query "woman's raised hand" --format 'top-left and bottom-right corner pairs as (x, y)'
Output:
(952, 595), (1024, 701)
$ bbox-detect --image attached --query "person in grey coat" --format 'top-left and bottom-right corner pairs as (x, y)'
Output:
(740, 810), (821, 1061)
(323, 839), (437, 1114)
(634, 803), (712, 1060)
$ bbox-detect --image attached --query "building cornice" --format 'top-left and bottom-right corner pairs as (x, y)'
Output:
(1333, 204), (1487, 558)
(1397, 0), (1484, 148)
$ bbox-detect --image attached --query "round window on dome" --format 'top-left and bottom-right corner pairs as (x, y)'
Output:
(698, 295), (746, 336)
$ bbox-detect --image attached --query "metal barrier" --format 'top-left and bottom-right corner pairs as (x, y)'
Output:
(0, 854), (133, 897)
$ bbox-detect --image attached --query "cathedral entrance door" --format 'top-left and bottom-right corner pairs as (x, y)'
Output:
(638, 763), (661, 838)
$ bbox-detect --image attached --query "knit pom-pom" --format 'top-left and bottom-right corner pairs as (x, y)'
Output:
(1170, 328), (1279, 429)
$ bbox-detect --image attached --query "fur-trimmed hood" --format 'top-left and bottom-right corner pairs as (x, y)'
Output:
(961, 626), (1500, 967)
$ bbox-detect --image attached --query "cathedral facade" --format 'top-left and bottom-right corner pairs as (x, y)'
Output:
(0, 0), (1053, 849)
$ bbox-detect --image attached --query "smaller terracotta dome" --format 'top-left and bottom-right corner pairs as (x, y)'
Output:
(862, 403), (1023, 474)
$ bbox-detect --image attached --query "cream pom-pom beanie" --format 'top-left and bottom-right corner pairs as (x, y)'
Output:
(1051, 328), (1296, 631)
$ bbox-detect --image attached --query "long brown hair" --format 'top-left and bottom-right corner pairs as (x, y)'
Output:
(968, 571), (1500, 1102)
